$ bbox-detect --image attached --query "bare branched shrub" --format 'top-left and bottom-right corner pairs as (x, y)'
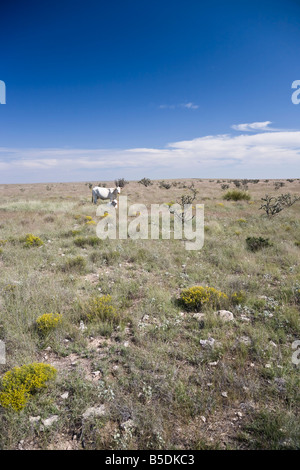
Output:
(115, 178), (128, 188)
(138, 178), (152, 187)
(274, 181), (285, 190)
(259, 193), (300, 217)
(171, 184), (198, 224)
(159, 180), (171, 189)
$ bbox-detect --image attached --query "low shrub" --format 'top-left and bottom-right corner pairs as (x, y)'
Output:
(84, 295), (120, 324)
(36, 313), (62, 334)
(138, 178), (152, 187)
(62, 256), (87, 273)
(246, 236), (272, 252)
(115, 178), (128, 188)
(231, 290), (247, 305)
(179, 286), (228, 311)
(223, 190), (251, 201)
(0, 363), (57, 411)
(22, 234), (44, 247)
(159, 181), (171, 190)
(74, 236), (101, 247)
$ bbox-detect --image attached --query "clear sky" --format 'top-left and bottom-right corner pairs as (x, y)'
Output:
(1, 0), (300, 183)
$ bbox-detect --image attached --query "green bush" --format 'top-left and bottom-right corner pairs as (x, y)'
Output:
(223, 190), (251, 201)
(231, 290), (247, 305)
(74, 236), (101, 247)
(84, 295), (120, 324)
(62, 256), (87, 272)
(246, 236), (272, 252)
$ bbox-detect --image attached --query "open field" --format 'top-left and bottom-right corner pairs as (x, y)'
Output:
(0, 178), (299, 450)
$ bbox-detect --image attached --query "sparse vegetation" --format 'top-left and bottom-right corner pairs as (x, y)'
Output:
(0, 178), (299, 450)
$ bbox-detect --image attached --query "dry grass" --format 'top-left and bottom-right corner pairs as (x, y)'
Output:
(0, 178), (299, 450)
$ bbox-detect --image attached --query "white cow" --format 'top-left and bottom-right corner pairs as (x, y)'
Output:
(92, 186), (120, 204)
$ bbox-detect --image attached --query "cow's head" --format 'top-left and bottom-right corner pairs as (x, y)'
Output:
(116, 186), (121, 194)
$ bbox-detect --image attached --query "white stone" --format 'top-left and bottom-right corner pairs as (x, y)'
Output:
(200, 337), (215, 348)
(82, 405), (106, 420)
(217, 310), (234, 322)
(29, 416), (41, 423)
(42, 415), (59, 427)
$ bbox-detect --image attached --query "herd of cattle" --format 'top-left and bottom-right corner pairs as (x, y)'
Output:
(92, 185), (121, 207)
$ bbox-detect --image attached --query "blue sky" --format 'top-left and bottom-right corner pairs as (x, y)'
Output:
(1, 0), (300, 183)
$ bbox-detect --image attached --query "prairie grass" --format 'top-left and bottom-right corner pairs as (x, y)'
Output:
(0, 178), (299, 450)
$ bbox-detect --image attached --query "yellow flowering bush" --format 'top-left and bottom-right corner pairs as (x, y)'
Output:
(85, 295), (120, 324)
(0, 239), (7, 246)
(36, 313), (62, 334)
(179, 286), (228, 311)
(0, 363), (57, 411)
(23, 234), (43, 247)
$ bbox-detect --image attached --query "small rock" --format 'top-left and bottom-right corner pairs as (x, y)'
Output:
(192, 312), (205, 321)
(123, 341), (130, 348)
(240, 315), (250, 322)
(221, 392), (228, 398)
(29, 416), (41, 423)
(61, 392), (69, 399)
(216, 310), (234, 322)
(79, 321), (86, 331)
(239, 336), (251, 346)
(120, 419), (134, 431)
(200, 337), (215, 348)
(208, 361), (219, 366)
(200, 416), (206, 423)
(92, 370), (101, 377)
(42, 415), (59, 427)
(82, 405), (106, 420)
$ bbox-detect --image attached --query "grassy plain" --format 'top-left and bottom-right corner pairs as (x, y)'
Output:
(0, 178), (299, 450)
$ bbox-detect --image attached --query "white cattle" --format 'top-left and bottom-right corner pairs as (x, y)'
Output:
(92, 186), (120, 204)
